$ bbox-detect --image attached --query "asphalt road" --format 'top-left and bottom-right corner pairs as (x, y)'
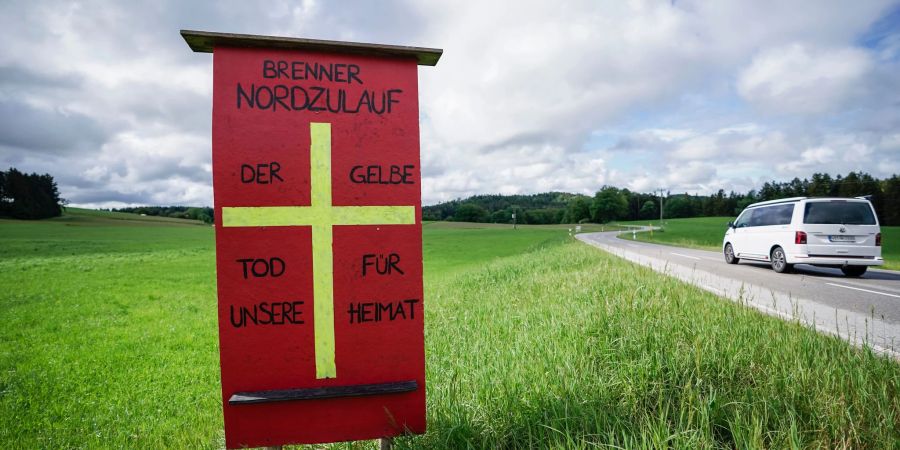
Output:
(576, 229), (900, 359)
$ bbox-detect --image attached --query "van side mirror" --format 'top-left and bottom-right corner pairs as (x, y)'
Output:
(727, 221), (735, 229)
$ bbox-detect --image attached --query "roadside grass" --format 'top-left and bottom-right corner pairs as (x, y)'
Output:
(871, 227), (898, 269)
(423, 221), (627, 278)
(414, 242), (899, 449)
(424, 222), (568, 278)
(1, 210), (897, 448)
(616, 217), (900, 271)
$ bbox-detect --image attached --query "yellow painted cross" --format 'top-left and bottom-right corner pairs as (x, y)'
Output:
(221, 122), (416, 379)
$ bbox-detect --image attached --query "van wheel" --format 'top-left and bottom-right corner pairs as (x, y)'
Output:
(724, 243), (739, 264)
(770, 247), (792, 273)
(841, 266), (867, 277)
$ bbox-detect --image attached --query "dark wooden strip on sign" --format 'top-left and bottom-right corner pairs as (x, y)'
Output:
(180, 30), (443, 66)
(228, 380), (418, 405)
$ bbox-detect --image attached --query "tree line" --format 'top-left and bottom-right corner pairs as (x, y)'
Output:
(423, 172), (900, 226)
(4, 165), (897, 226)
(0, 168), (64, 219)
(112, 206), (214, 224)
(422, 192), (583, 224)
(0, 166), (216, 223)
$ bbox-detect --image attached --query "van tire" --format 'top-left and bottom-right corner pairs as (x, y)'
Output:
(770, 247), (792, 273)
(724, 243), (739, 264)
(841, 266), (867, 277)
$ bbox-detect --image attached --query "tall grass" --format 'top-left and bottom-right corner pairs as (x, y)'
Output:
(410, 242), (899, 449)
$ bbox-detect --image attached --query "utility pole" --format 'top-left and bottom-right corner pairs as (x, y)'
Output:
(658, 189), (666, 228)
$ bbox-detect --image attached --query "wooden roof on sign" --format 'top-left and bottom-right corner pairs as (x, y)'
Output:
(180, 30), (442, 66)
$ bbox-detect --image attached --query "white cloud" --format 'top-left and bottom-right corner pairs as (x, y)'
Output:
(672, 136), (720, 160)
(779, 146), (836, 173)
(646, 128), (698, 142)
(417, 1), (710, 152)
(0, 0), (898, 207)
(737, 43), (873, 114)
(623, 175), (657, 193)
(612, 122), (898, 195)
(411, 1), (897, 203)
(665, 160), (718, 189)
(775, 133), (880, 176)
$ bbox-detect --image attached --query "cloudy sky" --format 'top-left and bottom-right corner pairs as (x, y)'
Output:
(1, 0), (899, 207)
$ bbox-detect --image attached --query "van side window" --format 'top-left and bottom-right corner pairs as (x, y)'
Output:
(771, 204), (794, 225)
(749, 207), (768, 226)
(734, 210), (751, 227)
(749, 204), (794, 226)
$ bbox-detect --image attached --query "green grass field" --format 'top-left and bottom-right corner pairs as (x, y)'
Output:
(1, 211), (898, 448)
(616, 216), (900, 271)
(422, 221), (622, 277)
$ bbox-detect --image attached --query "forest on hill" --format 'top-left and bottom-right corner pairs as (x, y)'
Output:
(423, 172), (900, 226)
(423, 192), (583, 224)
(112, 206), (214, 224)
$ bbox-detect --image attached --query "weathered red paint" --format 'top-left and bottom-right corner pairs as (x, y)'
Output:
(212, 45), (425, 448)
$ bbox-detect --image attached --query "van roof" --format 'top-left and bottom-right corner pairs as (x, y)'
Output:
(746, 197), (805, 208)
(746, 196), (870, 209)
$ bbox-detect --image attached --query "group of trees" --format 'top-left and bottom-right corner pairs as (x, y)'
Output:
(423, 171), (900, 226)
(0, 168), (64, 219)
(0, 166), (213, 224)
(422, 192), (583, 225)
(113, 206), (214, 224)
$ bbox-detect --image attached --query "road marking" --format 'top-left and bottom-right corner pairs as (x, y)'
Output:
(833, 278), (900, 295)
(826, 282), (900, 299)
(671, 252), (701, 260)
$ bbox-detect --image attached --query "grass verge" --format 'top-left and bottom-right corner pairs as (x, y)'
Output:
(411, 241), (899, 449)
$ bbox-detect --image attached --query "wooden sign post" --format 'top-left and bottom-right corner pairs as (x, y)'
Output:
(182, 30), (440, 449)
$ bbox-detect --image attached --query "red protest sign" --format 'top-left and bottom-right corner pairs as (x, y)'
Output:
(182, 30), (441, 448)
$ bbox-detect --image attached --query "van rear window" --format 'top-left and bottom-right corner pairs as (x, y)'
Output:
(803, 201), (876, 225)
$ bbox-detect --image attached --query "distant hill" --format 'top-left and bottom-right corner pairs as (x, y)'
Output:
(112, 206), (213, 224)
(422, 171), (900, 226)
(423, 192), (590, 224)
(58, 207), (208, 226)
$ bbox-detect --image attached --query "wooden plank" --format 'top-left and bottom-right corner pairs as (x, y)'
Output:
(180, 30), (442, 66)
(228, 380), (418, 405)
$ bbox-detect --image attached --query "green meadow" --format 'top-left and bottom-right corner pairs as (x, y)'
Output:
(1, 211), (898, 448)
(616, 216), (900, 271)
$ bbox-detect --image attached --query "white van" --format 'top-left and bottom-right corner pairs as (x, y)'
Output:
(723, 197), (883, 277)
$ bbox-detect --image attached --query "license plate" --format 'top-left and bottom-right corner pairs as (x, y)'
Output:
(829, 235), (855, 242)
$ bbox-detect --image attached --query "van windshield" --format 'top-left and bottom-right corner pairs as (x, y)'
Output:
(803, 201), (876, 225)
